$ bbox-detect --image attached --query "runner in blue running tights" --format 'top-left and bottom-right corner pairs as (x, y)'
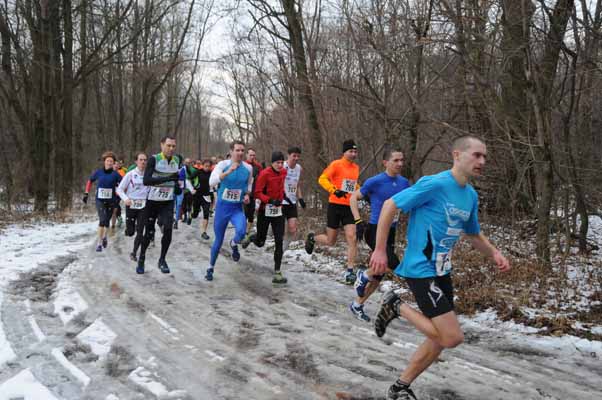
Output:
(370, 136), (511, 400)
(348, 147), (409, 322)
(205, 140), (253, 281)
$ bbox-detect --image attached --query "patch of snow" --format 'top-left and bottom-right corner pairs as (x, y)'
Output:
(0, 222), (95, 288)
(76, 318), (117, 359)
(393, 341), (418, 350)
(0, 369), (60, 400)
(591, 326), (602, 335)
(24, 299), (46, 342)
(148, 312), (180, 340)
(0, 293), (17, 366)
(53, 284), (88, 325)
(205, 350), (225, 362)
(461, 310), (541, 334)
(128, 367), (187, 399)
(51, 347), (91, 387)
(106, 395), (119, 400)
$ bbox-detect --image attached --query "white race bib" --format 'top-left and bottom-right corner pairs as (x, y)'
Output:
(131, 199), (146, 210)
(435, 252), (452, 276)
(285, 183), (297, 197)
(148, 187), (174, 201)
(222, 188), (242, 202)
(98, 188), (113, 199)
(265, 204), (283, 217)
(341, 179), (356, 193)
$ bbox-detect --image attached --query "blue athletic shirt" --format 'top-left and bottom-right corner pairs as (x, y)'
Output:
(210, 160), (252, 205)
(391, 170), (480, 278)
(89, 169), (122, 201)
(360, 172), (410, 225)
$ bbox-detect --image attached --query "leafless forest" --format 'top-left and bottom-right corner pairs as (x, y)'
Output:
(1, 0), (601, 266)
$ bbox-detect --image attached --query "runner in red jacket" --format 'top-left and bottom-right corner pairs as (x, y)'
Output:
(242, 151), (289, 284)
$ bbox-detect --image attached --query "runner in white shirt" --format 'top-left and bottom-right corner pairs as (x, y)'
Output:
(282, 147), (306, 250)
(116, 153), (150, 262)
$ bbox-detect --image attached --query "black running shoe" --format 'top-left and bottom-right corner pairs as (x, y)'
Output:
(241, 234), (255, 249)
(386, 385), (416, 400)
(374, 290), (402, 338)
(305, 233), (315, 254)
(158, 259), (170, 274)
(129, 252), (137, 262)
(186, 217), (192, 225)
(173, 221), (178, 230)
(201, 232), (210, 240)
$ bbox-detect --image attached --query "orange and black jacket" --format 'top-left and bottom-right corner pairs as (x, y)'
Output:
(318, 157), (359, 206)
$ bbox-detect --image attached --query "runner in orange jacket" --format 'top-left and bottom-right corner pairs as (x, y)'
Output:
(305, 139), (360, 285)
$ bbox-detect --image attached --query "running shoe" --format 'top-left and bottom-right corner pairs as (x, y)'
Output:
(158, 259), (170, 274)
(374, 290), (402, 338)
(205, 267), (214, 281)
(354, 269), (370, 297)
(96, 245), (102, 252)
(102, 236), (108, 248)
(136, 260), (145, 274)
(241, 234), (255, 249)
(304, 232), (315, 254)
(386, 385), (416, 400)
(349, 302), (370, 322)
(201, 232), (210, 240)
(173, 221), (178, 230)
(230, 240), (240, 262)
(186, 217), (192, 225)
(129, 252), (137, 262)
(272, 271), (288, 284)
(343, 269), (356, 285)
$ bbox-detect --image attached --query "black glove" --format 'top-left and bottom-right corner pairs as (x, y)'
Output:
(333, 190), (347, 198)
(355, 219), (366, 242)
(298, 198), (306, 209)
(268, 199), (282, 207)
(82, 193), (88, 204)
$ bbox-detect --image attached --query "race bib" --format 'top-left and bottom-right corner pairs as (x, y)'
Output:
(435, 252), (452, 276)
(341, 179), (356, 193)
(265, 204), (283, 217)
(203, 195), (212, 202)
(148, 187), (174, 201)
(98, 188), (113, 199)
(131, 199), (146, 210)
(285, 183), (297, 196)
(222, 188), (241, 202)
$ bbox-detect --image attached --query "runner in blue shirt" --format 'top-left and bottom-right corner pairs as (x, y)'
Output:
(348, 148), (409, 321)
(205, 140), (253, 281)
(83, 151), (122, 252)
(369, 136), (511, 400)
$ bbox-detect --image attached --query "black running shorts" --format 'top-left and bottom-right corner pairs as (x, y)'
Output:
(365, 224), (399, 271)
(244, 200), (256, 223)
(283, 204), (298, 220)
(326, 203), (354, 229)
(96, 199), (114, 227)
(405, 274), (454, 319)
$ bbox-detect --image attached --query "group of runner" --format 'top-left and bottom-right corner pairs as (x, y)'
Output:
(84, 134), (511, 400)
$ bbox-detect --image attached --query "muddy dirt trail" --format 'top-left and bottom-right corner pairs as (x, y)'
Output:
(1, 224), (600, 399)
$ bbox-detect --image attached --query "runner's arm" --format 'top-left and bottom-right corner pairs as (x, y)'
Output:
(318, 163), (337, 194)
(296, 166), (304, 199)
(465, 233), (511, 272)
(349, 189), (364, 221)
(254, 172), (269, 204)
(143, 157), (178, 186)
(369, 199), (398, 275)
(84, 170), (98, 193)
(116, 172), (131, 201)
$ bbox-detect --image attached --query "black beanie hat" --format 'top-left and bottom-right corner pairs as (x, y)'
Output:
(271, 151), (285, 163)
(342, 139), (358, 153)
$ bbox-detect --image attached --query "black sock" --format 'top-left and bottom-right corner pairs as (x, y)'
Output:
(390, 378), (410, 392)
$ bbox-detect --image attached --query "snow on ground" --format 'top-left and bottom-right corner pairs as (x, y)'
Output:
(128, 367), (187, 399)
(76, 318), (117, 359)
(0, 293), (16, 366)
(0, 369), (60, 400)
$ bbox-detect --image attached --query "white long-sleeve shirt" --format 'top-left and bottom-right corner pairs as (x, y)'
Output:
(116, 168), (150, 201)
